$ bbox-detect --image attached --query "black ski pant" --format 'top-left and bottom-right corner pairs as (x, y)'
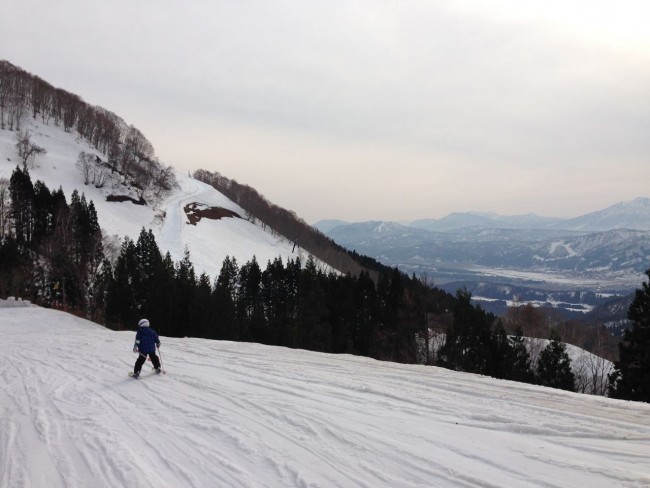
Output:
(134, 352), (161, 374)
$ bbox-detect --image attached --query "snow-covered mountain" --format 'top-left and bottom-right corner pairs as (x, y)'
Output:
(549, 197), (650, 231)
(409, 212), (562, 232)
(312, 219), (350, 234)
(2, 301), (648, 488)
(0, 118), (320, 279)
(326, 221), (649, 285)
(402, 199), (650, 233)
(321, 218), (649, 320)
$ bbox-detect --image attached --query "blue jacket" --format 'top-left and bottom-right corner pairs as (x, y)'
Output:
(134, 326), (160, 354)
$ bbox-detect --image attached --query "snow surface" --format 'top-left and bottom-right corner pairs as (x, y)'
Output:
(0, 120), (319, 279)
(2, 304), (649, 488)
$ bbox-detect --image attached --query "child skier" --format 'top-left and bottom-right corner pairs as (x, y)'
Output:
(132, 318), (161, 377)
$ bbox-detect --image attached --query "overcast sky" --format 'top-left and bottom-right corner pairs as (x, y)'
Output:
(2, 1), (649, 223)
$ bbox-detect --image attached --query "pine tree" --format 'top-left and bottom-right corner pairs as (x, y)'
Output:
(172, 247), (197, 337)
(509, 327), (535, 383)
(213, 255), (239, 340)
(106, 237), (138, 329)
(134, 228), (169, 331)
(536, 331), (575, 391)
(438, 289), (494, 374)
(189, 272), (214, 338)
(261, 257), (289, 345)
(608, 269), (650, 402)
(32, 179), (53, 243)
(353, 271), (378, 356)
(325, 272), (356, 354)
(238, 256), (265, 342)
(489, 320), (515, 379)
(9, 166), (34, 245)
(296, 256), (330, 352)
(0, 235), (29, 297)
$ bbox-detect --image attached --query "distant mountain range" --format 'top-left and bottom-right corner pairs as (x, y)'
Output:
(315, 200), (650, 323)
(317, 198), (650, 234)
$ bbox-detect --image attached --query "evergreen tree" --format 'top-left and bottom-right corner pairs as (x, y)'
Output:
(609, 269), (650, 402)
(374, 268), (406, 361)
(352, 271), (377, 356)
(283, 257), (302, 347)
(134, 228), (169, 331)
(296, 257), (330, 352)
(0, 235), (30, 297)
(9, 166), (34, 245)
(261, 257), (289, 345)
(156, 251), (177, 337)
(536, 331), (575, 391)
(325, 272), (356, 354)
(489, 320), (515, 379)
(190, 272), (214, 338)
(32, 179), (53, 243)
(238, 256), (265, 342)
(67, 191), (104, 311)
(172, 247), (197, 337)
(509, 327), (535, 383)
(106, 237), (138, 328)
(213, 255), (239, 340)
(437, 289), (494, 374)
(89, 258), (113, 323)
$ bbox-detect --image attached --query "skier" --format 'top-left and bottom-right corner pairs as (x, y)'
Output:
(132, 318), (161, 378)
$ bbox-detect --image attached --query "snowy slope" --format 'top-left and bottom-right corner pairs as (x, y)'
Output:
(2, 303), (649, 488)
(0, 120), (317, 279)
(550, 197), (650, 231)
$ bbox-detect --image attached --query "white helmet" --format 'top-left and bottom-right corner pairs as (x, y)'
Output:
(138, 318), (150, 327)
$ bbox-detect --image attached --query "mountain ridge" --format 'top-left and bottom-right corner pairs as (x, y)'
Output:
(315, 197), (650, 234)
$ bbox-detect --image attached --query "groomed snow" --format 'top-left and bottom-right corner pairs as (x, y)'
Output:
(2, 305), (649, 488)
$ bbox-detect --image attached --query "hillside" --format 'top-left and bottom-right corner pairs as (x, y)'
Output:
(0, 117), (320, 280)
(2, 302), (649, 488)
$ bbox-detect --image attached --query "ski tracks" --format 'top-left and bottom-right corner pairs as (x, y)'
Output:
(3, 309), (650, 488)
(156, 176), (203, 262)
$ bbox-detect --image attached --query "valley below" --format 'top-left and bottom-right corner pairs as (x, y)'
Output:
(320, 219), (650, 322)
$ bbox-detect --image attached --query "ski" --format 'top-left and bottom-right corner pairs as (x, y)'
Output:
(128, 369), (165, 378)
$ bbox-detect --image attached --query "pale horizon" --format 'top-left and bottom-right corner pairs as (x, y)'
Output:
(2, 1), (649, 223)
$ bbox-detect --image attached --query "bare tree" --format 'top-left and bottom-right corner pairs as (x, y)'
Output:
(584, 328), (614, 395)
(31, 76), (53, 124)
(526, 337), (546, 368)
(123, 125), (154, 160)
(153, 164), (175, 196)
(77, 151), (112, 188)
(77, 151), (93, 185)
(16, 130), (46, 169)
(572, 354), (590, 394)
(6, 93), (26, 131)
(93, 162), (110, 188)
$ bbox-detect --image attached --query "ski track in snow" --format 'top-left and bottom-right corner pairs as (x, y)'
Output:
(2, 306), (650, 488)
(158, 175), (203, 261)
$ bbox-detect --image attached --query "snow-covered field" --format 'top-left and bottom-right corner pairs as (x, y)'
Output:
(2, 304), (649, 488)
(0, 120), (317, 279)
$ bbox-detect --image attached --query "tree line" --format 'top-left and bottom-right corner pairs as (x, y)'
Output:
(1, 167), (104, 315)
(0, 60), (174, 200)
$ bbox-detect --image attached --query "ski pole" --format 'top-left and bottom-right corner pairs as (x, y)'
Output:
(157, 345), (165, 373)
